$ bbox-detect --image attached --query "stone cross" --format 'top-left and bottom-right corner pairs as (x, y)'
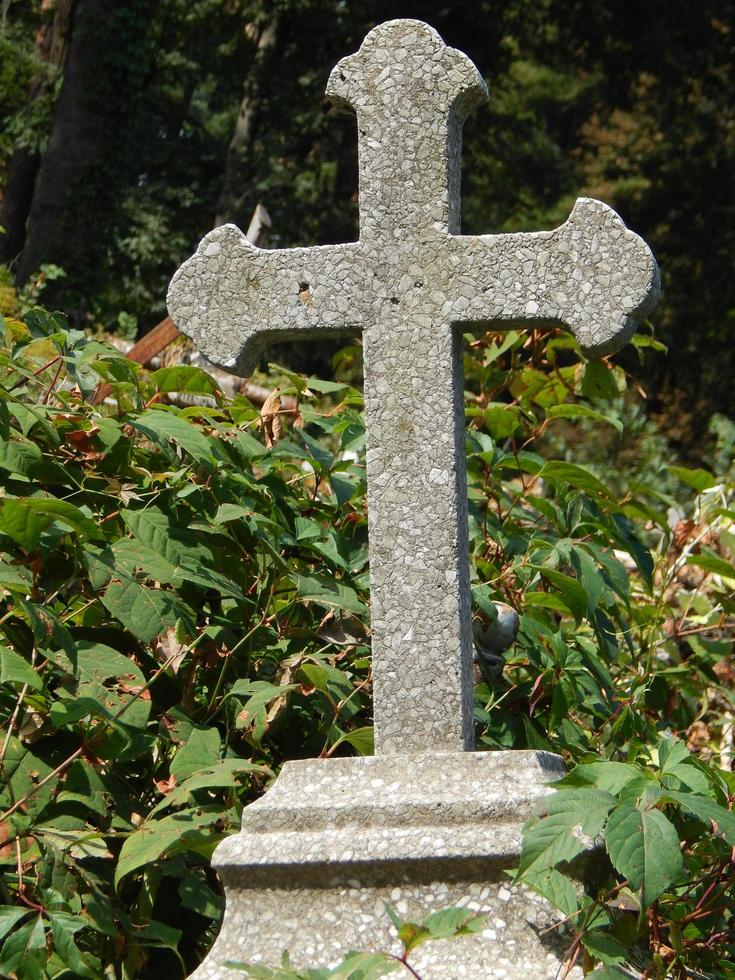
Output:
(168, 19), (659, 757)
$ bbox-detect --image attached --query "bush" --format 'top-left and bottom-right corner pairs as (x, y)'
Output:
(0, 306), (732, 977)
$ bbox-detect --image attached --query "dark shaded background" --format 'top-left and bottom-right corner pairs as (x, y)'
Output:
(1, 0), (733, 452)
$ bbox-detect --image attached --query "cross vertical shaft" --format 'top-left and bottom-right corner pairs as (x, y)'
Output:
(326, 21), (489, 753)
(364, 307), (474, 754)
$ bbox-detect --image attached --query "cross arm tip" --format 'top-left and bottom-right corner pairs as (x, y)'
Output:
(166, 223), (266, 376)
(560, 197), (661, 358)
(326, 20), (487, 118)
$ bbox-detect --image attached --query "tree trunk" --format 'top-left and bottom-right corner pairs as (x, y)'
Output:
(215, 16), (279, 227)
(0, 0), (74, 265)
(13, 0), (155, 315)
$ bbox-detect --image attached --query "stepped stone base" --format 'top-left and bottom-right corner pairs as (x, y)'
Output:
(190, 751), (584, 979)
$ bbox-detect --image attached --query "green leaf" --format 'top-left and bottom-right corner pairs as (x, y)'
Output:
(56, 759), (109, 816)
(179, 875), (225, 919)
(539, 461), (612, 499)
(0, 496), (99, 551)
(226, 680), (299, 745)
(483, 330), (520, 365)
(0, 914), (45, 979)
(340, 726), (374, 756)
(533, 567), (588, 623)
(296, 574), (367, 616)
(570, 546), (605, 614)
(19, 599), (75, 658)
(297, 429), (334, 470)
(133, 408), (215, 464)
(581, 361), (618, 400)
(523, 590), (574, 615)
(0, 437), (42, 477)
(686, 553), (735, 580)
(0, 907), (32, 942)
(668, 465), (718, 492)
(605, 804), (683, 906)
(663, 791), (735, 845)
(332, 952), (400, 978)
(135, 918), (183, 952)
(0, 498), (52, 550)
(227, 428), (269, 459)
(174, 560), (245, 600)
(75, 641), (150, 730)
(152, 365), (223, 397)
(295, 516), (322, 541)
(170, 727), (222, 781)
(0, 736), (53, 815)
(115, 809), (226, 887)
(583, 970), (629, 980)
(582, 931), (628, 967)
(306, 377), (351, 394)
(0, 646), (42, 690)
(268, 362), (308, 394)
(299, 662), (332, 692)
(102, 577), (194, 643)
(560, 761), (645, 795)
(521, 867), (579, 918)
(420, 906), (487, 940)
(122, 506), (213, 566)
(658, 738), (712, 795)
(547, 403), (623, 435)
(37, 826), (112, 861)
(612, 515), (654, 590)
(0, 556), (33, 592)
(330, 471), (357, 505)
(110, 537), (178, 583)
(7, 401), (58, 443)
(391, 906), (486, 957)
(307, 535), (350, 572)
(517, 788), (616, 877)
(482, 402), (522, 439)
(151, 759), (270, 816)
(213, 503), (253, 524)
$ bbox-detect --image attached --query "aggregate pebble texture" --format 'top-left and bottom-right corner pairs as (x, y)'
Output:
(169, 19), (659, 979)
(189, 752), (583, 979)
(169, 19), (660, 757)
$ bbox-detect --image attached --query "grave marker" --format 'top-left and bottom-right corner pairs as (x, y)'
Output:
(169, 20), (659, 977)
(169, 20), (658, 757)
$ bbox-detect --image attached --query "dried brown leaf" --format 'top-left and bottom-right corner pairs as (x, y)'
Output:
(260, 387), (283, 447)
(154, 774), (177, 795)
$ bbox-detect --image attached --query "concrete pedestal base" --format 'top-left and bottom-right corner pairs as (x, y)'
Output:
(190, 751), (583, 979)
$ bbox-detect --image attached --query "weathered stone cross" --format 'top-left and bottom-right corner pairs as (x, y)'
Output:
(168, 20), (659, 757)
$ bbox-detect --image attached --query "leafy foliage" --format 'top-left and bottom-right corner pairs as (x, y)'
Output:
(0, 303), (732, 977)
(0, 307), (372, 977)
(515, 745), (735, 976)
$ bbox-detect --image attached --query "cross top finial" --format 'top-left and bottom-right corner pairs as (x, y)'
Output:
(326, 20), (487, 117)
(326, 20), (488, 238)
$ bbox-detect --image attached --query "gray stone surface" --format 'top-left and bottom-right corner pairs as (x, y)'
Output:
(169, 19), (659, 757)
(189, 752), (582, 979)
(169, 20), (660, 979)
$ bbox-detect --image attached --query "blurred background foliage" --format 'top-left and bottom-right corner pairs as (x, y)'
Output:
(0, 0), (733, 455)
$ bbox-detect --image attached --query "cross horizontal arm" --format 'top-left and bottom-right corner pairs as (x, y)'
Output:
(446, 198), (660, 356)
(167, 225), (365, 375)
